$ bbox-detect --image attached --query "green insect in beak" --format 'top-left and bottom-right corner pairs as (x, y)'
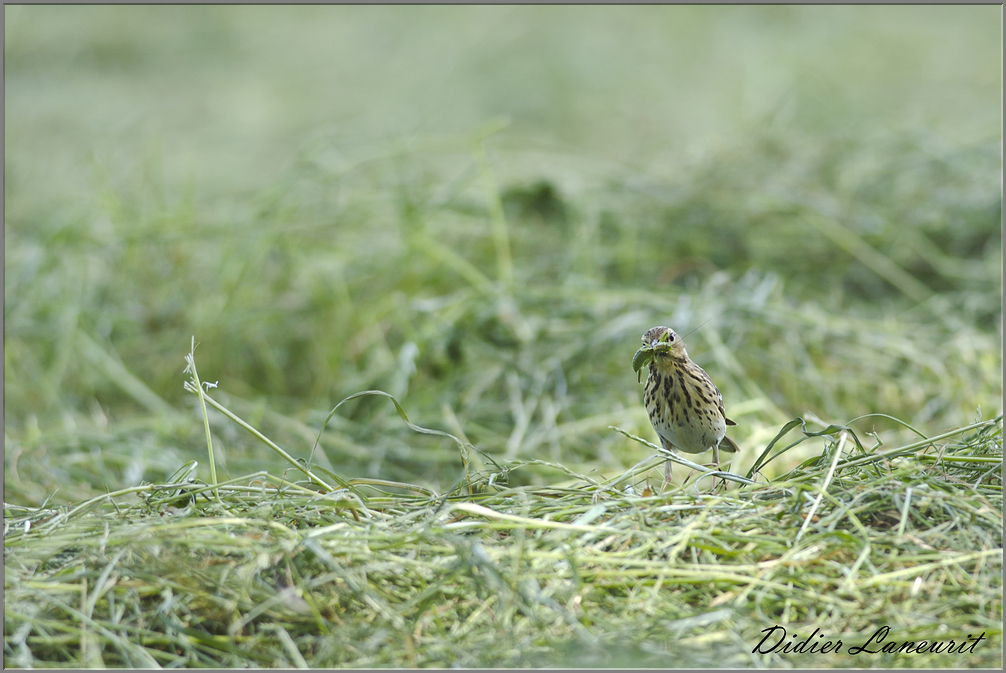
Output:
(632, 346), (653, 383)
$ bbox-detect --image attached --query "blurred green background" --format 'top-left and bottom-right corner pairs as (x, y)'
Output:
(4, 5), (1002, 505)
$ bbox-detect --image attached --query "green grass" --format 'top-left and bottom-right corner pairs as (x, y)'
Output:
(4, 5), (1003, 668)
(4, 386), (1001, 667)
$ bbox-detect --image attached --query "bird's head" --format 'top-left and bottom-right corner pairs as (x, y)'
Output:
(632, 326), (687, 380)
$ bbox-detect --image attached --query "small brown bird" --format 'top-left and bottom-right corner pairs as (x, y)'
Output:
(632, 326), (739, 486)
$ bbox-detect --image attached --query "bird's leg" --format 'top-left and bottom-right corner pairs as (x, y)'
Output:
(663, 456), (673, 489)
(711, 444), (720, 489)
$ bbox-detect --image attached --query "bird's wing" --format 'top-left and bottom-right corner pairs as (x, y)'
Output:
(713, 385), (736, 426)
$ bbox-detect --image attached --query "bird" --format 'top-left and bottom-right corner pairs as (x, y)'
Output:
(632, 325), (739, 487)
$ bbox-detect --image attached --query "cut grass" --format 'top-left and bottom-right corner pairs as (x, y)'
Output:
(4, 8), (1001, 666)
(5, 128), (1001, 667)
(4, 361), (1001, 667)
(5, 128), (1000, 666)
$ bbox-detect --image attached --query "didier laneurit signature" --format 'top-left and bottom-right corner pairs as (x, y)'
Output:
(753, 625), (987, 656)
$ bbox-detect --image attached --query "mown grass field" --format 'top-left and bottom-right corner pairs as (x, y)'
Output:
(4, 5), (1002, 668)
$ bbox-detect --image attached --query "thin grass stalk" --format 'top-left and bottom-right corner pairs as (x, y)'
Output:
(609, 426), (756, 486)
(792, 431), (847, 547)
(183, 385), (335, 492)
(183, 337), (219, 488)
(827, 417), (1001, 476)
